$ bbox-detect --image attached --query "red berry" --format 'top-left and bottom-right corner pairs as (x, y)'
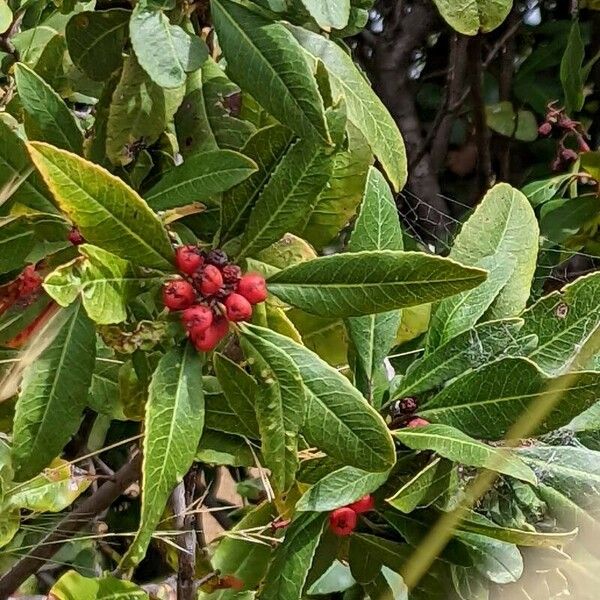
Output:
(68, 227), (85, 245)
(406, 417), (430, 428)
(329, 507), (357, 537)
(348, 494), (375, 514)
(225, 293), (253, 322)
(175, 245), (204, 275)
(213, 316), (230, 340)
(163, 280), (195, 311)
(199, 265), (224, 296)
(191, 324), (221, 352)
(237, 273), (267, 305)
(182, 305), (213, 332)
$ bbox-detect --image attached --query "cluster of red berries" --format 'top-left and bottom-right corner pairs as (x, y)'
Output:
(537, 102), (591, 172)
(329, 494), (375, 536)
(162, 246), (268, 352)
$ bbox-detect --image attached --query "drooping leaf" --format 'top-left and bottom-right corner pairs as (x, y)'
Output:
(245, 325), (395, 472)
(296, 465), (388, 512)
(130, 5), (208, 88)
(12, 303), (96, 481)
(212, 0), (330, 144)
(393, 424), (536, 484)
(28, 142), (174, 270)
(14, 63), (83, 154)
(519, 271), (600, 375)
(287, 25), (407, 191)
(300, 0), (351, 30)
(145, 150), (257, 210)
(65, 10), (129, 81)
(430, 0), (513, 35)
(560, 20), (585, 113)
(267, 250), (487, 318)
(257, 512), (327, 600)
(419, 357), (600, 439)
(239, 324), (305, 493)
(49, 571), (148, 599)
(121, 344), (204, 567)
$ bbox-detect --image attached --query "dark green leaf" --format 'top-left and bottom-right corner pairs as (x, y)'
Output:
(560, 20), (585, 112)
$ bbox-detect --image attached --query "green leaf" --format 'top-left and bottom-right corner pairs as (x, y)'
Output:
(212, 353), (260, 438)
(106, 55), (185, 167)
(451, 566), (489, 600)
(239, 324), (305, 493)
(519, 271), (600, 375)
(398, 318), (525, 398)
(0, 508), (19, 549)
(485, 102), (538, 141)
(12, 303), (96, 481)
(560, 20), (585, 113)
(130, 5), (208, 88)
(28, 142), (174, 270)
(521, 173), (574, 208)
(145, 150), (257, 210)
(300, 0), (350, 30)
(393, 424), (536, 484)
(430, 0), (512, 35)
(121, 344), (204, 567)
(14, 63), (83, 154)
(220, 124), (294, 243)
(296, 465), (388, 512)
(196, 430), (255, 467)
(65, 10), (129, 81)
(236, 137), (334, 258)
(245, 325), (395, 472)
(0, 0), (12, 35)
(268, 250), (487, 318)
(257, 512), (327, 600)
(346, 167), (403, 395)
(419, 357), (600, 439)
(212, 0), (330, 144)
(287, 25), (406, 191)
(49, 571), (148, 599)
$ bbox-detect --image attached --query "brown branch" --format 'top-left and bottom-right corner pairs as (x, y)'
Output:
(0, 11), (23, 61)
(0, 453), (142, 600)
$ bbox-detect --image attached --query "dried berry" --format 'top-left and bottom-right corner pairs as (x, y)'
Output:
(182, 305), (213, 332)
(237, 273), (267, 305)
(163, 280), (195, 311)
(398, 397), (418, 414)
(222, 264), (242, 284)
(347, 494), (375, 514)
(175, 245), (204, 275)
(206, 249), (229, 268)
(329, 507), (357, 536)
(68, 227), (85, 246)
(225, 293), (253, 322)
(199, 265), (224, 296)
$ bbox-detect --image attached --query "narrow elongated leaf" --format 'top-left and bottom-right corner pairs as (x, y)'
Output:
(393, 424), (536, 483)
(14, 63), (83, 154)
(300, 0), (350, 30)
(296, 465), (388, 512)
(398, 318), (524, 398)
(246, 326), (395, 472)
(257, 512), (327, 600)
(268, 250), (487, 318)
(431, 0), (512, 35)
(212, 0), (330, 144)
(346, 168), (403, 394)
(287, 25), (406, 191)
(28, 142), (174, 270)
(239, 324), (305, 492)
(237, 137), (334, 258)
(145, 150), (257, 210)
(121, 345), (204, 567)
(520, 271), (600, 375)
(560, 21), (585, 113)
(65, 10), (129, 81)
(130, 5), (207, 88)
(419, 357), (600, 439)
(220, 124), (294, 242)
(12, 303), (96, 481)
(50, 571), (148, 599)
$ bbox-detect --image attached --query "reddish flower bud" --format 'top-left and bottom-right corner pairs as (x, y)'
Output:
(237, 273), (267, 305)
(537, 122), (552, 137)
(578, 138), (591, 153)
(560, 148), (579, 164)
(175, 245), (204, 275)
(199, 265), (224, 296)
(222, 264), (242, 284)
(163, 280), (195, 311)
(348, 494), (375, 514)
(182, 305), (213, 332)
(406, 417), (430, 428)
(68, 227), (85, 246)
(329, 507), (357, 536)
(225, 293), (253, 322)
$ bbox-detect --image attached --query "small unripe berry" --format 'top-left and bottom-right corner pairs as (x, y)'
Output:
(199, 265), (224, 296)
(348, 494), (375, 514)
(206, 249), (229, 268)
(182, 305), (213, 332)
(192, 324), (221, 352)
(68, 227), (85, 245)
(222, 264), (242, 284)
(175, 245), (204, 275)
(225, 293), (253, 322)
(329, 507), (357, 536)
(537, 122), (552, 137)
(406, 417), (430, 428)
(163, 280), (195, 311)
(237, 273), (267, 305)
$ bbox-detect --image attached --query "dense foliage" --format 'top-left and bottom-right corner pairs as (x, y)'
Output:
(0, 0), (600, 599)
